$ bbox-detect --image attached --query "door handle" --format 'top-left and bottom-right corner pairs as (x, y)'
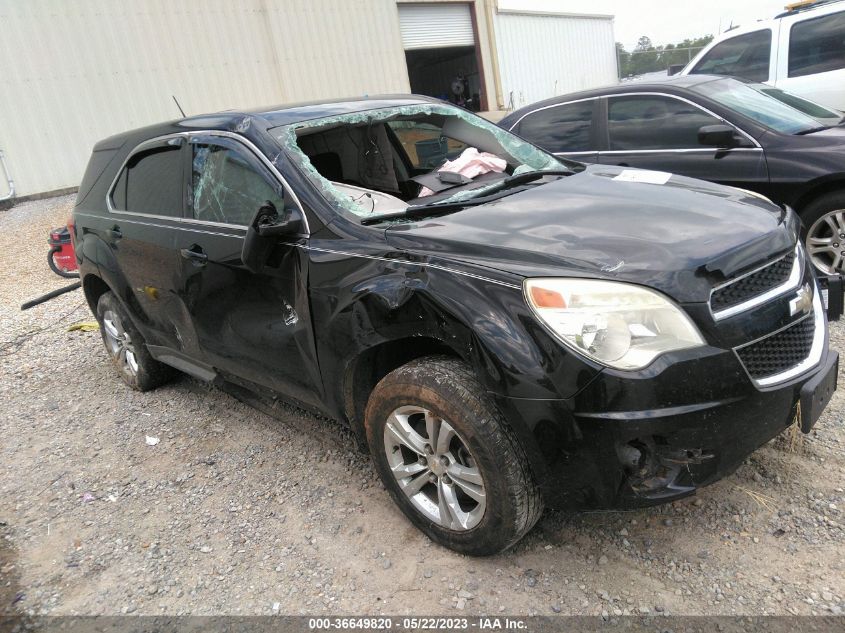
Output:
(180, 247), (208, 264)
(108, 226), (122, 239)
(617, 162), (629, 167)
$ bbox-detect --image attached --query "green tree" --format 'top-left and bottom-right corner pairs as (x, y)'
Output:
(617, 34), (715, 79)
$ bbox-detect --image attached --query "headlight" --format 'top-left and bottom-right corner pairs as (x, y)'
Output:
(524, 278), (705, 370)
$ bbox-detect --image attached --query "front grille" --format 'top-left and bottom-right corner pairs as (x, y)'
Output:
(736, 315), (815, 380)
(711, 250), (796, 312)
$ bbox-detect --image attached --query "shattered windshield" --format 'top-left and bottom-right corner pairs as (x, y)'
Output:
(269, 103), (565, 221)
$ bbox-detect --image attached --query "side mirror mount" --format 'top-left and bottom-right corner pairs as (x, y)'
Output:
(242, 201), (303, 273)
(667, 64), (685, 76)
(698, 124), (742, 149)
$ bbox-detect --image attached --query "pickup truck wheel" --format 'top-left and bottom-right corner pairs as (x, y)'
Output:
(802, 191), (845, 275)
(96, 291), (174, 391)
(365, 356), (543, 555)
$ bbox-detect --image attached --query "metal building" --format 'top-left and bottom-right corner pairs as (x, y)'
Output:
(0, 0), (616, 199)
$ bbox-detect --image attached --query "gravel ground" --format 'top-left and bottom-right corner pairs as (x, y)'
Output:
(1, 195), (844, 617)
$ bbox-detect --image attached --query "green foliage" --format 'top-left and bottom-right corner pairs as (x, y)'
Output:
(616, 35), (714, 79)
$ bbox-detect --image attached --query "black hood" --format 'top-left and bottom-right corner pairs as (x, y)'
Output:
(386, 165), (798, 303)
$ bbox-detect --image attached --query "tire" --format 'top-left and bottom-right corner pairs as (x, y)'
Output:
(95, 291), (175, 391)
(800, 191), (845, 275)
(47, 247), (79, 279)
(365, 356), (543, 555)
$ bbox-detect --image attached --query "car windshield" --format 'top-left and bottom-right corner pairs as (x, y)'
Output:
(270, 103), (568, 222)
(691, 78), (827, 134)
(750, 84), (844, 126)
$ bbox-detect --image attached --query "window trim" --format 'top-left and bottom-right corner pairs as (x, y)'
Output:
(690, 28), (774, 83)
(508, 92), (761, 155)
(787, 10), (845, 78)
(601, 91), (762, 153)
(106, 130), (309, 235)
(506, 96), (599, 134)
(187, 135), (287, 229)
(508, 97), (599, 155)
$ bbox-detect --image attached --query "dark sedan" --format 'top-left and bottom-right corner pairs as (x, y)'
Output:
(500, 75), (845, 275)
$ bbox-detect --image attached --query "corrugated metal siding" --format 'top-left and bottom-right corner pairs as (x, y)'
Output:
(398, 3), (475, 50)
(493, 11), (617, 109)
(0, 0), (411, 197)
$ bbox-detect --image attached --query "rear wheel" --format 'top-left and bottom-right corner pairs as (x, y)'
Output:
(801, 191), (845, 275)
(95, 291), (175, 391)
(365, 356), (543, 555)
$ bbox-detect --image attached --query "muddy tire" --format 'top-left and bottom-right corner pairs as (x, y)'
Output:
(95, 291), (175, 391)
(365, 356), (543, 555)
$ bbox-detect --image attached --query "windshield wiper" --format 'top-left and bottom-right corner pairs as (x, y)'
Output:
(796, 125), (831, 135)
(482, 168), (573, 193)
(405, 169), (572, 211)
(361, 184), (540, 226)
(361, 169), (572, 226)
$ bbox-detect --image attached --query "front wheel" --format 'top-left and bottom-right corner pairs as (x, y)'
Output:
(802, 191), (845, 275)
(365, 356), (543, 555)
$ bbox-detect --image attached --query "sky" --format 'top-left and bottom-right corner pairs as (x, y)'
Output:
(498, 0), (792, 49)
(608, 0), (791, 50)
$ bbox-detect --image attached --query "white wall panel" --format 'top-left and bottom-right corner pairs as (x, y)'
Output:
(494, 11), (617, 110)
(0, 0), (411, 197)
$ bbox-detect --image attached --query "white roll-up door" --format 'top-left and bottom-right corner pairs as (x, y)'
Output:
(398, 3), (475, 50)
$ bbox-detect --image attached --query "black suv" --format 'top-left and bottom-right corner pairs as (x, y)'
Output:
(72, 96), (838, 555)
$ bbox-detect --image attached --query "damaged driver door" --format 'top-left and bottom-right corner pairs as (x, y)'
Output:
(174, 133), (321, 408)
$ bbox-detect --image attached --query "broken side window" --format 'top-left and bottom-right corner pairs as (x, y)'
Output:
(191, 139), (285, 226)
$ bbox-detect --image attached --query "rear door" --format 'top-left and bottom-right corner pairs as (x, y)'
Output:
(508, 98), (600, 163)
(173, 133), (322, 408)
(597, 93), (769, 191)
(776, 9), (845, 111)
(106, 137), (190, 351)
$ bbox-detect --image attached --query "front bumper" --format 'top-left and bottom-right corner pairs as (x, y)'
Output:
(493, 343), (838, 511)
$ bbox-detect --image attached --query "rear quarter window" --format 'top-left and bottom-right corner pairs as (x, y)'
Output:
(789, 11), (845, 77)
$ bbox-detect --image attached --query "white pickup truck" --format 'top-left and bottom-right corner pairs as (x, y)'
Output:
(681, 0), (845, 112)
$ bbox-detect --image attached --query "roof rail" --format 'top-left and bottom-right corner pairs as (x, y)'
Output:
(776, 0), (843, 18)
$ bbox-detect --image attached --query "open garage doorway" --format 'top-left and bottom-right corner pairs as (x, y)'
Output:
(398, 3), (487, 112)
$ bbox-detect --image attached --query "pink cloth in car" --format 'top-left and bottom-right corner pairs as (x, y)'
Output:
(418, 147), (507, 197)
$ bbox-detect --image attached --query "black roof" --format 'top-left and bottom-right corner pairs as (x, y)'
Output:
(500, 75), (731, 128)
(93, 94), (441, 151)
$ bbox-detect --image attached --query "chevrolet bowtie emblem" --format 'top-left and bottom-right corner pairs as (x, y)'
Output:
(789, 283), (813, 317)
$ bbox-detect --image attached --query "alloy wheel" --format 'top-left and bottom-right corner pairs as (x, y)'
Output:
(806, 209), (845, 274)
(101, 310), (139, 376)
(383, 405), (486, 531)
